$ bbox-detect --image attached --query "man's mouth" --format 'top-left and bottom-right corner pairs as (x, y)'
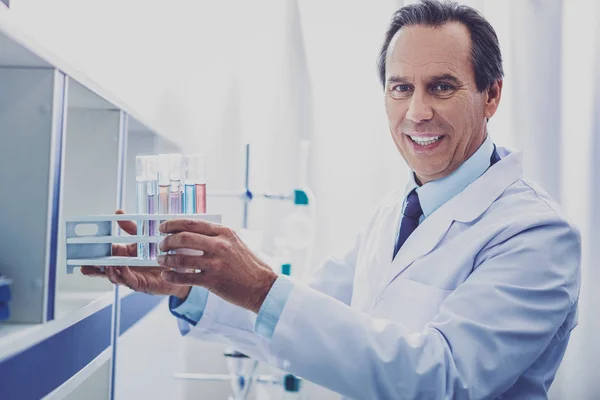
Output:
(407, 135), (443, 146)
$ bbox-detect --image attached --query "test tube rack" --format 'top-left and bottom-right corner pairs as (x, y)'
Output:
(64, 213), (221, 273)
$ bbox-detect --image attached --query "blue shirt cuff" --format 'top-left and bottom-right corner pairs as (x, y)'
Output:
(254, 275), (295, 339)
(169, 286), (209, 333)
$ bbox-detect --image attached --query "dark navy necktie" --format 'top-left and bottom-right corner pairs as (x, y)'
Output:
(392, 146), (501, 260)
(392, 188), (422, 259)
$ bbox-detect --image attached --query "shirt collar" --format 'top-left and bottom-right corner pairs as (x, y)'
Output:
(403, 135), (495, 218)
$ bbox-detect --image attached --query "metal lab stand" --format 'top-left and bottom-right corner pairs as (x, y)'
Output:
(174, 143), (303, 400)
(175, 351), (301, 400)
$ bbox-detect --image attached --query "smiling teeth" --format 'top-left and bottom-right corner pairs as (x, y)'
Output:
(410, 136), (441, 146)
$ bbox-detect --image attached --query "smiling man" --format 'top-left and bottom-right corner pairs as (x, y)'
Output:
(84, 1), (581, 399)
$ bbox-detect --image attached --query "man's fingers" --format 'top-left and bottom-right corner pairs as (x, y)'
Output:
(112, 244), (130, 257)
(81, 266), (106, 277)
(126, 243), (137, 257)
(161, 270), (207, 286)
(119, 266), (144, 283)
(159, 219), (223, 236)
(159, 232), (219, 253)
(157, 254), (215, 270)
(106, 267), (127, 286)
(115, 209), (137, 236)
(111, 241), (137, 258)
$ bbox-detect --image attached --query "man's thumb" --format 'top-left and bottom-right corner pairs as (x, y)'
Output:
(115, 209), (137, 236)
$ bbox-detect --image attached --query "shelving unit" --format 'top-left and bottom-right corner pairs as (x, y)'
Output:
(0, 8), (194, 400)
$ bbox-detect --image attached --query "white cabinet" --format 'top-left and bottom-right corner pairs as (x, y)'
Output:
(0, 10), (183, 400)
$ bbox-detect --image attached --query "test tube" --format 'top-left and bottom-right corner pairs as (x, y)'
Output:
(169, 153), (183, 214)
(194, 154), (207, 213)
(157, 154), (170, 256)
(183, 155), (196, 214)
(158, 154), (170, 214)
(146, 155), (159, 259)
(135, 156), (149, 260)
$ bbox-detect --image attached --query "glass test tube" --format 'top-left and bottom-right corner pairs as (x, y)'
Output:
(195, 154), (207, 213)
(135, 156), (149, 260)
(157, 154), (171, 256)
(183, 155), (196, 214)
(146, 155), (159, 259)
(169, 153), (183, 214)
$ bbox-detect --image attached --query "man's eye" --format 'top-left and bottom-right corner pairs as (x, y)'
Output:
(393, 84), (411, 92)
(433, 83), (454, 92)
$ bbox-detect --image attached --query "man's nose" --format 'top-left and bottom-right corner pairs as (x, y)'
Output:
(406, 92), (433, 123)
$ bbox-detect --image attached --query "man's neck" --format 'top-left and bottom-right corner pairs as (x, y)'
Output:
(415, 131), (488, 186)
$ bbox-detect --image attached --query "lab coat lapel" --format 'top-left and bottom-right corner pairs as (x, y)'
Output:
(383, 204), (454, 286)
(379, 149), (523, 294)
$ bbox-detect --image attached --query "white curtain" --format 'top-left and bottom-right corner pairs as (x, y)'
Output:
(554, 0), (600, 398)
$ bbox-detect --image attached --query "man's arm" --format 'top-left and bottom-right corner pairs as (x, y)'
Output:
(167, 231), (361, 333)
(260, 218), (580, 399)
(166, 226), (364, 354)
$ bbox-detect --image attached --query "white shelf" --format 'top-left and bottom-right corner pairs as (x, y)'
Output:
(0, 16), (49, 67)
(43, 347), (112, 400)
(67, 213), (222, 222)
(66, 257), (162, 267)
(68, 79), (117, 111)
(67, 236), (163, 244)
(0, 291), (114, 362)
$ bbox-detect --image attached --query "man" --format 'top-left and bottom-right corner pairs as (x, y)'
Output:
(84, 1), (581, 398)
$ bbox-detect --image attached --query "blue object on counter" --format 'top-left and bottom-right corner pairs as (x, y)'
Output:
(0, 287), (9, 303)
(0, 303), (9, 320)
(0, 278), (11, 303)
(0, 276), (12, 320)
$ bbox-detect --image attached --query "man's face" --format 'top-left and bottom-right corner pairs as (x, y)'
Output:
(384, 22), (501, 184)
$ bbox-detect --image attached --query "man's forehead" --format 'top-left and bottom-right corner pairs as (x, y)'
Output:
(386, 23), (471, 75)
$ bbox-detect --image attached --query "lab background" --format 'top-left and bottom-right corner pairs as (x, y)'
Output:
(0, 0), (599, 399)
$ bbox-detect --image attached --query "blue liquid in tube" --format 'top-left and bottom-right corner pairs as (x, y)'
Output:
(184, 184), (196, 214)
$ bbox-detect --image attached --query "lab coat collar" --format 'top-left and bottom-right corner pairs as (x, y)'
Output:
(381, 147), (523, 292)
(451, 147), (522, 222)
(404, 136), (495, 218)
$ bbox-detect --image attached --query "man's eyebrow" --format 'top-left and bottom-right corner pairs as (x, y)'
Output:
(386, 73), (463, 85)
(386, 75), (410, 85)
(430, 74), (462, 84)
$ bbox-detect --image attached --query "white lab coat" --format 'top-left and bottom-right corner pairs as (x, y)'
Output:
(186, 148), (581, 399)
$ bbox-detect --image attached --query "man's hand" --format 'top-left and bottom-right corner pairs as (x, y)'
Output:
(156, 219), (278, 313)
(81, 210), (191, 301)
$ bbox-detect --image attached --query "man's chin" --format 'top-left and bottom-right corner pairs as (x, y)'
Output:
(411, 163), (450, 184)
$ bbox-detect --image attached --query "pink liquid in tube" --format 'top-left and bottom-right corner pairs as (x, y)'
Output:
(195, 183), (206, 213)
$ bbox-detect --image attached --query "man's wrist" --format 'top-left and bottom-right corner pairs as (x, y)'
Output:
(249, 269), (278, 314)
(173, 286), (192, 301)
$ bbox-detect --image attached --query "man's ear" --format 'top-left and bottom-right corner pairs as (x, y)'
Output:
(485, 80), (503, 120)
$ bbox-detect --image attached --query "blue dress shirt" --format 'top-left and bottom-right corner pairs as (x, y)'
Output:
(170, 136), (496, 339)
